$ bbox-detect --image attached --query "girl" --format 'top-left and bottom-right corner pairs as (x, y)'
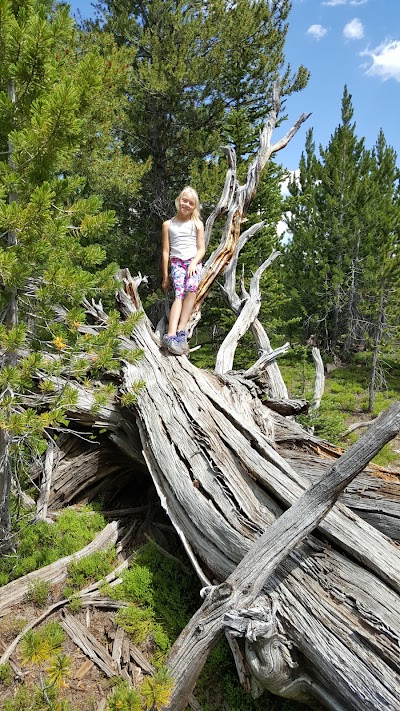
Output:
(161, 187), (205, 355)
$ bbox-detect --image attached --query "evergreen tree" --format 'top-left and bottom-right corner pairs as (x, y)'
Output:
(282, 128), (321, 342)
(284, 87), (368, 351)
(361, 131), (400, 410)
(0, 0), (143, 550)
(90, 0), (308, 287)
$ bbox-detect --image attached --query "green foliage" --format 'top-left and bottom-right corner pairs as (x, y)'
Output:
(372, 443), (399, 467)
(20, 629), (50, 667)
(46, 652), (72, 689)
(66, 594), (83, 614)
(106, 680), (142, 711)
(0, 507), (106, 584)
(92, 0), (308, 286)
(108, 542), (198, 664)
(105, 669), (173, 711)
(0, 662), (13, 687)
(0, 0), (145, 548)
(65, 547), (117, 591)
(15, 623), (74, 710)
(27, 578), (51, 607)
(299, 407), (346, 444)
(116, 605), (155, 644)
(44, 621), (65, 650)
(281, 350), (400, 452)
(117, 564), (153, 602)
(140, 666), (174, 710)
(3, 686), (32, 711)
(282, 86), (400, 390)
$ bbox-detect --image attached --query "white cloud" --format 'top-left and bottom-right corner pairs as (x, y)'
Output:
(343, 18), (364, 40)
(281, 171), (300, 195)
(307, 24), (328, 41)
(322, 0), (367, 6)
(362, 39), (400, 82)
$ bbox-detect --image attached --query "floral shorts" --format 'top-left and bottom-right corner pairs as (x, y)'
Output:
(171, 257), (202, 300)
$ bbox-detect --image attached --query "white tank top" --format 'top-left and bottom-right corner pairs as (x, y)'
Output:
(169, 217), (197, 260)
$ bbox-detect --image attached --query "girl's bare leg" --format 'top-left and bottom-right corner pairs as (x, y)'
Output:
(168, 298), (183, 336)
(177, 291), (196, 332)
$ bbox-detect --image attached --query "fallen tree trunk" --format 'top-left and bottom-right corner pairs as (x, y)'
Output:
(110, 275), (400, 710)
(165, 402), (400, 710)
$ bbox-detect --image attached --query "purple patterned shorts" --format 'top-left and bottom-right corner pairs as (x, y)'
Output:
(171, 257), (202, 300)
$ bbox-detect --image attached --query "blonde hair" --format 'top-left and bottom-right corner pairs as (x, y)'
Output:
(175, 186), (202, 228)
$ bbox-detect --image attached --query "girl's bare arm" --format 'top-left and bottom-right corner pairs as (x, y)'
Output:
(187, 223), (205, 276)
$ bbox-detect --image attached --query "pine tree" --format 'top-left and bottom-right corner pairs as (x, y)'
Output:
(284, 87), (368, 351)
(90, 0), (308, 285)
(361, 131), (400, 410)
(0, 0), (143, 550)
(283, 128), (321, 342)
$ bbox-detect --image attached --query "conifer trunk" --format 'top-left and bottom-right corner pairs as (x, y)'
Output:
(368, 290), (386, 412)
(5, 80), (18, 365)
(0, 429), (13, 553)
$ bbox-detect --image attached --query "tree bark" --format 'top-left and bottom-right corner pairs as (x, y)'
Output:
(0, 428), (13, 553)
(368, 290), (386, 413)
(165, 403), (400, 711)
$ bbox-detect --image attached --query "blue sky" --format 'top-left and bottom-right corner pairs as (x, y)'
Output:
(67, 0), (400, 172)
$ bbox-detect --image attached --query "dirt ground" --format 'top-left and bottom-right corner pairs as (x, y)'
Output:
(0, 600), (151, 710)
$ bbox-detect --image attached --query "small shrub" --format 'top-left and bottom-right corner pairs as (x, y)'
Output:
(106, 680), (142, 711)
(20, 623), (64, 667)
(3, 685), (31, 711)
(133, 543), (199, 638)
(140, 667), (174, 710)
(0, 571), (9, 586)
(0, 662), (13, 686)
(0, 507), (106, 585)
(372, 443), (399, 467)
(334, 392), (356, 412)
(116, 605), (154, 644)
(20, 630), (52, 666)
(46, 652), (72, 689)
(44, 622), (64, 651)
(27, 579), (51, 607)
(66, 594), (83, 613)
(66, 548), (117, 591)
(116, 564), (153, 604)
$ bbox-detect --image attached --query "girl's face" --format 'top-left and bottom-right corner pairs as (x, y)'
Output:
(178, 191), (196, 218)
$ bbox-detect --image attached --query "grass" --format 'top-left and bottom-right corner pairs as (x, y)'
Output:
(0, 507), (107, 586)
(280, 348), (400, 464)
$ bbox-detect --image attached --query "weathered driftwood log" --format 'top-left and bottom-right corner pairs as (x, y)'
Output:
(45, 374), (400, 544)
(165, 402), (400, 710)
(112, 273), (400, 710)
